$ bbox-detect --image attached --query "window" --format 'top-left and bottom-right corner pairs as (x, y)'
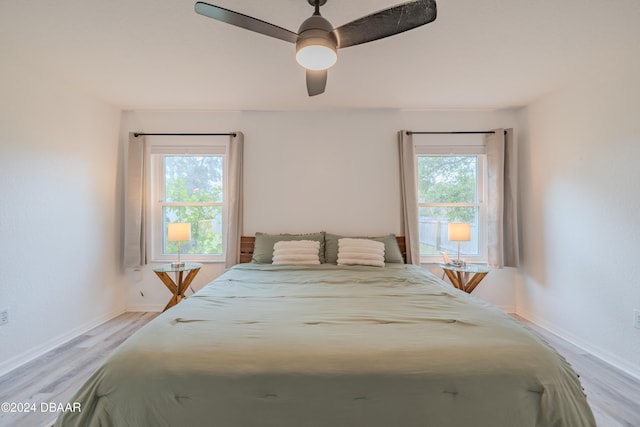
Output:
(416, 145), (487, 263)
(150, 144), (227, 263)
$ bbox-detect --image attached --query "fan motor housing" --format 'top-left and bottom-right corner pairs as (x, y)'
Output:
(296, 30), (337, 54)
(296, 15), (337, 70)
(296, 14), (337, 55)
(297, 14), (333, 34)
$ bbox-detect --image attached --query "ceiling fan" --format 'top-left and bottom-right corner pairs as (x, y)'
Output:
(195, 0), (437, 96)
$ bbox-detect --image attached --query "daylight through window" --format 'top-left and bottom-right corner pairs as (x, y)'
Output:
(151, 146), (226, 262)
(417, 154), (487, 262)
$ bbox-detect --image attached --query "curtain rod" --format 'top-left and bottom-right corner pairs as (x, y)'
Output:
(133, 132), (236, 137)
(406, 131), (495, 135)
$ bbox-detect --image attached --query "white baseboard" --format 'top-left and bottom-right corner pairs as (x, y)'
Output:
(0, 308), (126, 378)
(126, 303), (164, 312)
(517, 310), (640, 381)
(497, 305), (516, 313)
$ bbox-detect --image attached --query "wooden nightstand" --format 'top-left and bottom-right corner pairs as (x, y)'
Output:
(153, 263), (202, 311)
(440, 263), (490, 294)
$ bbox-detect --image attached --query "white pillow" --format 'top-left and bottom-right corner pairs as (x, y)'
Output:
(337, 238), (385, 267)
(272, 240), (321, 265)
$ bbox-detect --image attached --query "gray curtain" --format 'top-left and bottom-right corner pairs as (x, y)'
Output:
(486, 128), (519, 268)
(123, 132), (148, 269)
(225, 132), (244, 268)
(398, 131), (420, 265)
(122, 131), (244, 269)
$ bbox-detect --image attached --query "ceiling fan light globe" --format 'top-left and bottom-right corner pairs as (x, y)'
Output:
(296, 44), (337, 70)
(295, 28), (337, 71)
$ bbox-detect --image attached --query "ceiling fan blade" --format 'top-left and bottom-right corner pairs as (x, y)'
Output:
(195, 2), (298, 44)
(333, 0), (437, 49)
(306, 69), (327, 96)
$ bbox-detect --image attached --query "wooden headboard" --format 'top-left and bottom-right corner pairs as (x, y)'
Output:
(240, 235), (407, 264)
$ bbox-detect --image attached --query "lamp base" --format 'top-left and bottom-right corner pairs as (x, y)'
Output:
(451, 259), (466, 267)
(171, 261), (186, 268)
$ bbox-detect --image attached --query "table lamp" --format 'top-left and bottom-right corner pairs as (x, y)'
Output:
(168, 222), (191, 268)
(448, 223), (471, 266)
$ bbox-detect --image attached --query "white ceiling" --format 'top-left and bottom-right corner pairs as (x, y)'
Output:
(1, 0), (638, 111)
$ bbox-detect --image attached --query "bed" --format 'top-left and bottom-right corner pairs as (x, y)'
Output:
(55, 234), (595, 427)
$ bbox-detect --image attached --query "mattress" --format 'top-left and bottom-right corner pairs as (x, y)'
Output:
(55, 263), (595, 426)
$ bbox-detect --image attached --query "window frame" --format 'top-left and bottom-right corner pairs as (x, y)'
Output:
(415, 142), (488, 264)
(148, 141), (228, 264)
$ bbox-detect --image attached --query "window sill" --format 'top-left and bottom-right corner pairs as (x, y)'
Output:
(151, 259), (226, 265)
(420, 258), (488, 265)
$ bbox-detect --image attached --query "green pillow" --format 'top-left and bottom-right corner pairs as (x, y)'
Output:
(252, 232), (326, 264)
(324, 233), (404, 264)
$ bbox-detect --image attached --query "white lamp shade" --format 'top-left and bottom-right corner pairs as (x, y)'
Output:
(448, 223), (471, 242)
(167, 223), (191, 242)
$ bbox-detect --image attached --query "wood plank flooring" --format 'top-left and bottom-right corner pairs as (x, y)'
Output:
(0, 312), (158, 427)
(0, 312), (638, 427)
(513, 315), (640, 427)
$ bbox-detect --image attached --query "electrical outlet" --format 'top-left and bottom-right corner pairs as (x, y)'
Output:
(634, 310), (640, 330)
(0, 308), (8, 326)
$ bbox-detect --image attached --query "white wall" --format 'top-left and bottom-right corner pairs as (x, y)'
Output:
(0, 56), (125, 375)
(121, 109), (518, 312)
(517, 52), (640, 378)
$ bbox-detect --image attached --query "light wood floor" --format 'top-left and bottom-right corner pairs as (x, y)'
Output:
(0, 312), (159, 427)
(513, 315), (640, 427)
(0, 312), (638, 427)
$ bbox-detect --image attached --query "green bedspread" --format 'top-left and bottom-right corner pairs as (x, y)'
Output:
(55, 263), (595, 426)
